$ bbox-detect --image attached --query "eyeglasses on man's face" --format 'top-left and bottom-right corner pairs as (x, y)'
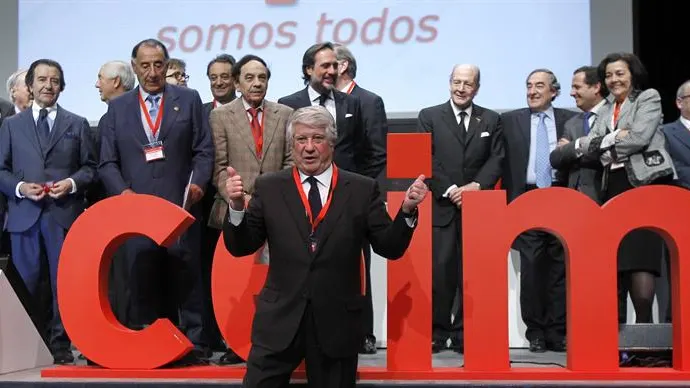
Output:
(166, 71), (189, 82)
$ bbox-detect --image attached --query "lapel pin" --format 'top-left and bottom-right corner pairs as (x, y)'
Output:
(475, 116), (482, 122)
(174, 106), (179, 111)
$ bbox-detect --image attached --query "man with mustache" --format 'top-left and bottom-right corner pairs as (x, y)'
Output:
(98, 38), (214, 365)
(278, 42), (377, 179)
(0, 59), (97, 364)
(501, 69), (576, 353)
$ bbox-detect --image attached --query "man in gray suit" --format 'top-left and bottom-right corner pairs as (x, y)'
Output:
(550, 66), (608, 204)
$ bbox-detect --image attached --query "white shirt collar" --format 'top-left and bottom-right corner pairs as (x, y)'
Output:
(241, 97), (265, 112)
(298, 163), (334, 187)
(139, 86), (163, 102)
(31, 101), (57, 115)
(14, 105), (22, 114)
(589, 98), (607, 116)
(339, 80), (355, 94)
(308, 85), (334, 104)
(680, 116), (690, 131)
(449, 101), (473, 118)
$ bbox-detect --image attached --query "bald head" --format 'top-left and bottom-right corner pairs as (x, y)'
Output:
(449, 64), (480, 109)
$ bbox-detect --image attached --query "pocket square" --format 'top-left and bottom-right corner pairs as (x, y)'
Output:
(480, 131), (490, 138)
(64, 131), (79, 139)
(345, 113), (353, 118)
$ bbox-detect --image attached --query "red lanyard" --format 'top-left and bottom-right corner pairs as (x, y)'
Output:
(345, 81), (356, 95)
(292, 165), (339, 232)
(138, 93), (165, 137)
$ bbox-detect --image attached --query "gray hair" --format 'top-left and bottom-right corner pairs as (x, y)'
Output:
(286, 106), (337, 146)
(677, 80), (690, 99)
(333, 44), (357, 79)
(100, 61), (136, 91)
(526, 68), (561, 100)
(5, 69), (27, 102)
(449, 64), (481, 87)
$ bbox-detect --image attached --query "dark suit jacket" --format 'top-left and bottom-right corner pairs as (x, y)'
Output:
(278, 87), (371, 177)
(0, 98), (13, 125)
(0, 106), (97, 232)
(501, 107), (577, 202)
(98, 85), (214, 206)
(662, 119), (690, 189)
(223, 167), (414, 357)
(349, 84), (387, 181)
(418, 101), (504, 226)
(549, 113), (603, 204)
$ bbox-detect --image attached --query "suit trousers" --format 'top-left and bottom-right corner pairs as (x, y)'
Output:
(124, 235), (206, 348)
(432, 215), (464, 346)
(10, 213), (69, 351)
(243, 302), (358, 388)
(361, 241), (374, 340)
(515, 228), (566, 343)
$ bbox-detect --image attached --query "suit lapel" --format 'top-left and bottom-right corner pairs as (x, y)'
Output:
(44, 106), (70, 155)
(518, 109), (531, 150)
(312, 172), (350, 253)
(261, 101), (280, 160)
(615, 96), (634, 128)
(333, 92), (346, 145)
(281, 171), (311, 245)
(232, 100), (260, 161)
(157, 86), (180, 143)
(670, 120), (690, 153)
(299, 88), (312, 108)
(465, 105), (483, 146)
(441, 103), (464, 145)
(18, 110), (42, 156)
(127, 91), (150, 145)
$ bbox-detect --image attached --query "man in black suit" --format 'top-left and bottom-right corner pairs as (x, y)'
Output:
(332, 43), (387, 355)
(501, 69), (576, 353)
(418, 64), (504, 354)
(550, 66), (608, 204)
(223, 105), (427, 387)
(278, 42), (377, 178)
(198, 53), (239, 360)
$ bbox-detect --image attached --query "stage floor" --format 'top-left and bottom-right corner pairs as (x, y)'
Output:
(1, 349), (686, 387)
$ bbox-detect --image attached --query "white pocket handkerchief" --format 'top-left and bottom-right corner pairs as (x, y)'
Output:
(345, 113), (353, 118)
(480, 131), (490, 138)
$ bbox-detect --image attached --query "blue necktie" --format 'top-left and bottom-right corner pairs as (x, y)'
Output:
(37, 108), (50, 146)
(146, 95), (160, 123)
(583, 111), (593, 135)
(535, 112), (552, 188)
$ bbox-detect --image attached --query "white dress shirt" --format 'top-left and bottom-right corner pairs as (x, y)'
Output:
(680, 116), (690, 131)
(15, 101), (77, 198)
(442, 102), (474, 197)
(307, 85), (336, 121)
(526, 107), (557, 184)
(139, 88), (163, 143)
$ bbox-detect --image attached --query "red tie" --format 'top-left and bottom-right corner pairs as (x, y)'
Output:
(248, 107), (263, 158)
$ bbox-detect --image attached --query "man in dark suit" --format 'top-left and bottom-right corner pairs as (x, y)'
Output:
(99, 39), (214, 364)
(418, 64), (504, 354)
(0, 59), (97, 364)
(278, 42), (377, 178)
(501, 69), (576, 353)
(661, 79), (690, 324)
(550, 66), (608, 204)
(196, 53), (239, 358)
(223, 105), (427, 387)
(0, 97), (13, 253)
(332, 43), (387, 355)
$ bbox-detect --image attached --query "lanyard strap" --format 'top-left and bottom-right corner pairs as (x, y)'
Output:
(292, 165), (339, 232)
(138, 93), (165, 139)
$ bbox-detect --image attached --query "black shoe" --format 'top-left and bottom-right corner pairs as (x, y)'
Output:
(166, 349), (210, 367)
(218, 349), (245, 365)
(432, 340), (447, 354)
(529, 338), (547, 353)
(449, 340), (464, 354)
(359, 335), (377, 355)
(547, 338), (566, 352)
(53, 350), (75, 365)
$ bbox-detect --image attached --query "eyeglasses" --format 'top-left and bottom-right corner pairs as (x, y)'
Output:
(167, 72), (189, 82)
(678, 95), (690, 100)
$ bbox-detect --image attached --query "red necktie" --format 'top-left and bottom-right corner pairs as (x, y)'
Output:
(248, 107), (263, 158)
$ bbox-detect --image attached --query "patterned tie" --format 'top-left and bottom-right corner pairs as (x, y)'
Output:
(146, 95), (160, 123)
(535, 112), (552, 188)
(248, 107), (263, 158)
(37, 108), (50, 146)
(306, 176), (322, 221)
(583, 111), (593, 135)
